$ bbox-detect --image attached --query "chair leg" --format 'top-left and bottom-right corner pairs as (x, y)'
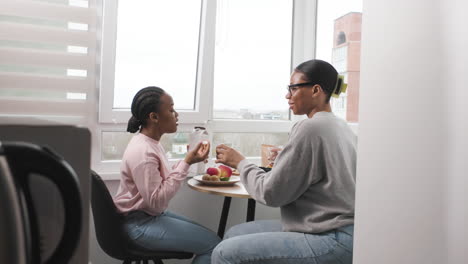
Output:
(143, 260), (149, 264)
(153, 259), (164, 264)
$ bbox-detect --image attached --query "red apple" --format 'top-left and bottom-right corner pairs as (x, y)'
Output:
(206, 167), (220, 176)
(218, 165), (232, 178)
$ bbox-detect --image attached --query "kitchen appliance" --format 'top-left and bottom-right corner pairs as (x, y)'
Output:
(0, 141), (82, 264)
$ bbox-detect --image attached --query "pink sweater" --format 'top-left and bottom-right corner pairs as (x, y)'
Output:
(113, 133), (190, 215)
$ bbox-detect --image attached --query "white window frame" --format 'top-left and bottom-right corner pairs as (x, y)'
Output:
(99, 0), (317, 127)
(94, 0), (319, 176)
(99, 0), (215, 124)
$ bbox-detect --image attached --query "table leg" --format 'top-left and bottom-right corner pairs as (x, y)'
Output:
(217, 197), (232, 238)
(246, 198), (256, 222)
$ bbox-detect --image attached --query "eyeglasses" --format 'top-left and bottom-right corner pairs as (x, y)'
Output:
(286, 82), (315, 95)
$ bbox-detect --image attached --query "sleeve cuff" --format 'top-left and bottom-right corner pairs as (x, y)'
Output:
(237, 159), (251, 173)
(175, 160), (191, 172)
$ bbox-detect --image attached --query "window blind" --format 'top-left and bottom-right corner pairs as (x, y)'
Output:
(0, 0), (97, 125)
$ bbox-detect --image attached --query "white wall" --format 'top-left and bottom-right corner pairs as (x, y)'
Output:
(442, 1), (468, 263)
(354, 0), (468, 263)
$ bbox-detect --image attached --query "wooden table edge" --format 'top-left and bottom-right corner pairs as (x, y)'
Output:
(186, 178), (251, 199)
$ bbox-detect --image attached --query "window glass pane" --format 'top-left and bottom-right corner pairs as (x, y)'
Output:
(101, 132), (131, 161)
(113, 0), (202, 110)
(101, 132), (190, 161)
(101, 131), (288, 161)
(316, 0), (362, 122)
(213, 0), (293, 121)
(212, 133), (288, 157)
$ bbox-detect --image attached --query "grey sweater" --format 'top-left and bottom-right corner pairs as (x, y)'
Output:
(238, 112), (357, 233)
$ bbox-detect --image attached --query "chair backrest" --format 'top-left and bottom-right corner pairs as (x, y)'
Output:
(90, 170), (131, 259)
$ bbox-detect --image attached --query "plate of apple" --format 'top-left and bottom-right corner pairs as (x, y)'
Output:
(194, 165), (240, 186)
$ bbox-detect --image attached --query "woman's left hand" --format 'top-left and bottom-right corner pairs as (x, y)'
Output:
(215, 144), (245, 168)
(185, 141), (210, 165)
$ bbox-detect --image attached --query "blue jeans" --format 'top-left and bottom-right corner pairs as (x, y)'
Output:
(124, 210), (221, 264)
(212, 220), (353, 264)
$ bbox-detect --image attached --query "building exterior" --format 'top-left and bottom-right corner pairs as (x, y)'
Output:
(332, 12), (362, 123)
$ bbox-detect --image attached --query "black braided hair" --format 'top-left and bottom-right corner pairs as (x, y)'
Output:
(127, 86), (165, 133)
(294, 59), (340, 103)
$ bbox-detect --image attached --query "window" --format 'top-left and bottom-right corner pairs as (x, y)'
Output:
(96, 0), (363, 177)
(98, 0), (316, 169)
(337, 31), (346, 45)
(100, 0), (316, 124)
(212, 132), (289, 157)
(316, 0), (362, 123)
(100, 0), (211, 124)
(113, 0), (202, 111)
(101, 131), (288, 162)
(213, 0), (293, 121)
(101, 131), (191, 161)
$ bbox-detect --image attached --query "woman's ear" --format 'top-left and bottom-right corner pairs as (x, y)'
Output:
(149, 112), (158, 122)
(312, 84), (322, 95)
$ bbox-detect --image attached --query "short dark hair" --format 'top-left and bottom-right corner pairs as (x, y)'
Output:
(127, 86), (165, 133)
(294, 59), (341, 102)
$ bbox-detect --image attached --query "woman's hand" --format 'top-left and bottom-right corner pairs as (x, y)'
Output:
(215, 144), (245, 169)
(185, 141), (210, 165)
(267, 146), (283, 166)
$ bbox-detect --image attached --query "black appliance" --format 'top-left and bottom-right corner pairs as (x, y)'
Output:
(0, 141), (82, 264)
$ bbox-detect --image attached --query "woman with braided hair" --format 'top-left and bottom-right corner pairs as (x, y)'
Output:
(113, 86), (220, 264)
(212, 60), (357, 264)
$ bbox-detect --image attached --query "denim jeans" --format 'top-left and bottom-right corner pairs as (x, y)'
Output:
(212, 220), (353, 264)
(124, 210), (221, 264)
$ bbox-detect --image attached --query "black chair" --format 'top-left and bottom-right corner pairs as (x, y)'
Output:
(90, 171), (194, 264)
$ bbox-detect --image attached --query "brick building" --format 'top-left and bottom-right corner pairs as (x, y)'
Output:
(332, 12), (362, 122)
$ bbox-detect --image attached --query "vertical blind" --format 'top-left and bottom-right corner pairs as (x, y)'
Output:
(0, 0), (97, 125)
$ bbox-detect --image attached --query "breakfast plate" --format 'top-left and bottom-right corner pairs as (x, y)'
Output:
(193, 175), (240, 186)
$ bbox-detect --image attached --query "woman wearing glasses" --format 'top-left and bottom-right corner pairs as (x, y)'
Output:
(212, 59), (356, 264)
